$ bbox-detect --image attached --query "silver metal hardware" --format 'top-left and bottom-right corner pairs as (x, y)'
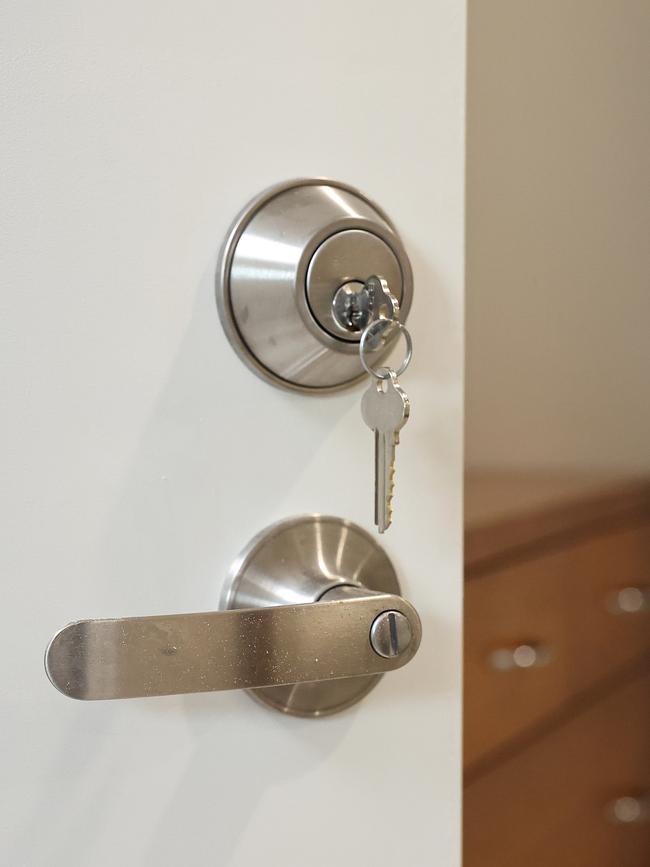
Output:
(45, 516), (421, 716)
(370, 611), (413, 658)
(361, 370), (410, 534)
(216, 179), (413, 393)
(360, 318), (413, 380)
(355, 276), (413, 534)
(488, 643), (551, 671)
(330, 274), (401, 338)
(365, 274), (401, 324)
(332, 281), (373, 334)
(606, 585), (650, 614)
(606, 795), (650, 824)
(308, 234), (404, 341)
(45, 595), (416, 701)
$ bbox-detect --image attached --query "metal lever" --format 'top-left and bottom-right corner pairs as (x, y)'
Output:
(46, 592), (419, 701)
(45, 515), (422, 716)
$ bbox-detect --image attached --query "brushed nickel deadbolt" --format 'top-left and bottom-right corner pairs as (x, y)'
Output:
(216, 178), (413, 393)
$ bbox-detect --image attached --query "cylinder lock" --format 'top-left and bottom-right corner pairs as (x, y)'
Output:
(305, 228), (405, 341)
(216, 178), (413, 393)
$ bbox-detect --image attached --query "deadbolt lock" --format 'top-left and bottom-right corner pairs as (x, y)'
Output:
(216, 178), (413, 393)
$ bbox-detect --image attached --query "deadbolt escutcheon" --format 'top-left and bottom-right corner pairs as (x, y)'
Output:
(216, 178), (413, 393)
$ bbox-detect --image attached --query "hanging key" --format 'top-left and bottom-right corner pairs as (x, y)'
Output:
(361, 369), (410, 533)
(358, 276), (414, 534)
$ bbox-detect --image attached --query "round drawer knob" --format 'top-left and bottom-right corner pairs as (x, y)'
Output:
(606, 795), (649, 824)
(488, 642), (551, 671)
(607, 585), (650, 614)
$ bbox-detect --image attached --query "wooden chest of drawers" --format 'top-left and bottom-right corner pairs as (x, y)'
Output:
(464, 472), (650, 865)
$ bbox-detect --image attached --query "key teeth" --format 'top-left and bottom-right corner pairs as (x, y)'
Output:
(387, 461), (395, 524)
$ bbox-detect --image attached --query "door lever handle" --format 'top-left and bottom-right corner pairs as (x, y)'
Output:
(46, 590), (420, 701)
(45, 516), (422, 715)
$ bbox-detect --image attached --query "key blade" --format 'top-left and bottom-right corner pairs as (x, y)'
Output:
(376, 430), (388, 531)
(362, 375), (410, 534)
(373, 429), (381, 527)
(376, 431), (396, 533)
(380, 432), (397, 533)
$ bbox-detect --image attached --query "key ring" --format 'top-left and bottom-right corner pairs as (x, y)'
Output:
(359, 317), (413, 381)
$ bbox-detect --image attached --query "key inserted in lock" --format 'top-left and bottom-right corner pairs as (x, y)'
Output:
(331, 274), (401, 337)
(217, 179), (413, 393)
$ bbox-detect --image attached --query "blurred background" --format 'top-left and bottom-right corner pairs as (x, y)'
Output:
(463, 1), (649, 864)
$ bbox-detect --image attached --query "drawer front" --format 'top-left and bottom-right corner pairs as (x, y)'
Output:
(465, 521), (650, 767)
(464, 668), (650, 867)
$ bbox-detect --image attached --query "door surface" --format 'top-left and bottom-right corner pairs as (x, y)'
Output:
(1, 2), (466, 865)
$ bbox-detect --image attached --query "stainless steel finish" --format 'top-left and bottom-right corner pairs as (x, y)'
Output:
(365, 275), (401, 324)
(489, 643), (552, 672)
(45, 515), (422, 716)
(360, 318), (413, 380)
(607, 585), (650, 614)
(370, 611), (413, 658)
(307, 230), (403, 341)
(45, 593), (419, 701)
(331, 274), (402, 347)
(331, 281), (372, 334)
(361, 373), (410, 534)
(221, 514), (401, 610)
(216, 179), (413, 393)
(222, 514), (419, 715)
(606, 795), (650, 824)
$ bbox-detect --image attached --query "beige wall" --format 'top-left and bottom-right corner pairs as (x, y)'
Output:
(466, 0), (650, 472)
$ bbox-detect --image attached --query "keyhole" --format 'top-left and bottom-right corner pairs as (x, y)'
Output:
(331, 281), (373, 333)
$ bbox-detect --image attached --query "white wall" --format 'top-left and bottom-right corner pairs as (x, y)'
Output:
(466, 0), (650, 472)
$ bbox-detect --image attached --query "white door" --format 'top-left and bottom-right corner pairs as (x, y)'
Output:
(2, 2), (465, 865)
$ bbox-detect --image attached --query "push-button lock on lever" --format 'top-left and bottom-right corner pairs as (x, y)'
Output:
(46, 516), (421, 716)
